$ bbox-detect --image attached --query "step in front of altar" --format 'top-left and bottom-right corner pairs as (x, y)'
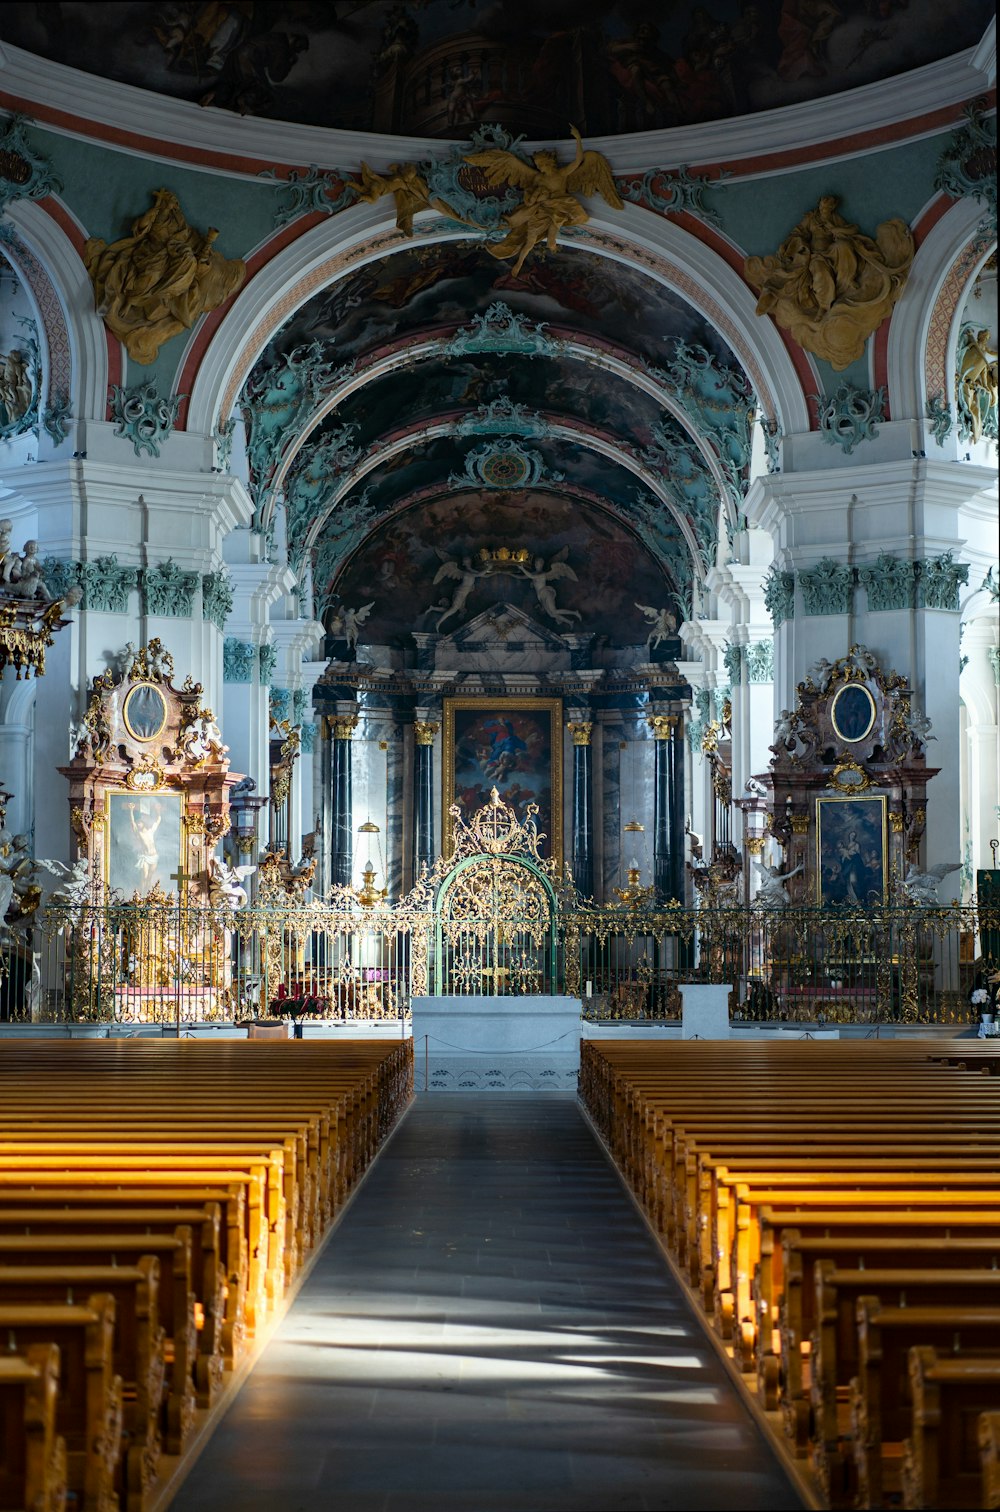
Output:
(411, 996), (582, 1091)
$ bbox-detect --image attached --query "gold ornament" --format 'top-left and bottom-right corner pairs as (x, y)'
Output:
(330, 715), (359, 741)
(413, 721), (439, 747)
(84, 190), (246, 365)
(567, 721), (593, 746)
(744, 195), (914, 371)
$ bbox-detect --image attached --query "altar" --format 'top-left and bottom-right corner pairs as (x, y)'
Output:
(411, 996), (582, 1091)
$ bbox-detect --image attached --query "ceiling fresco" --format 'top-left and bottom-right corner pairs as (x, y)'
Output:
(254, 241), (737, 372)
(1, 3), (990, 136)
(324, 489), (679, 646)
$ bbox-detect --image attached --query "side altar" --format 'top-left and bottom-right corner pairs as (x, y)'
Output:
(411, 995), (582, 1091)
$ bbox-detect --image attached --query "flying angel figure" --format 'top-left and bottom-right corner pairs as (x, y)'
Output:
(328, 601), (375, 650)
(635, 603), (677, 651)
(465, 126), (624, 277)
(900, 862), (961, 907)
(518, 547), (581, 627)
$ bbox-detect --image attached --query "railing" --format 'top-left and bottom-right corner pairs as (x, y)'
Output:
(0, 899), (994, 1027)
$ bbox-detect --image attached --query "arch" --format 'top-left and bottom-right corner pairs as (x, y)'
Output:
(5, 198), (110, 425)
(886, 194), (996, 430)
(186, 200), (811, 441)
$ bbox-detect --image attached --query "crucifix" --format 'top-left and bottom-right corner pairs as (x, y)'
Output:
(169, 862), (191, 898)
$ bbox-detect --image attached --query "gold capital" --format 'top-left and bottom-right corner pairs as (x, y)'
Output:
(647, 714), (677, 740)
(330, 715), (358, 740)
(567, 721), (593, 746)
(414, 720), (439, 746)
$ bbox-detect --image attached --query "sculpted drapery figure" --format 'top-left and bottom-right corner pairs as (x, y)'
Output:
(744, 195), (914, 370)
(84, 189), (246, 364)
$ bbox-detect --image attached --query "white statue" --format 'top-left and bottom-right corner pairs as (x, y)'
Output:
(771, 708), (810, 756)
(517, 548), (581, 627)
(807, 657), (835, 693)
(209, 857), (255, 909)
(0, 518), (13, 583)
(635, 603), (677, 651)
(181, 709), (227, 763)
(753, 857), (804, 906)
(900, 706), (935, 747)
(328, 600), (375, 649)
(900, 862), (961, 906)
(845, 645), (878, 677)
(434, 555), (490, 631)
(37, 857), (93, 927)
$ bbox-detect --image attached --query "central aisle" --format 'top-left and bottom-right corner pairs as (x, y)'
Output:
(174, 1095), (803, 1512)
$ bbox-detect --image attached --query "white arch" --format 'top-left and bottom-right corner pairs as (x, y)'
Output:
(887, 195), (995, 427)
(6, 198), (109, 424)
(187, 200), (810, 439)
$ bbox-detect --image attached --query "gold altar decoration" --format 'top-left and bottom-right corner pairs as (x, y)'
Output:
(647, 714), (675, 740)
(744, 195), (914, 370)
(329, 715), (359, 740)
(83, 189), (246, 365)
(413, 721), (439, 747)
(567, 721), (592, 746)
(349, 128), (622, 277)
(0, 598), (68, 679)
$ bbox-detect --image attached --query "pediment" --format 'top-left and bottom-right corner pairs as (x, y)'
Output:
(439, 603), (570, 653)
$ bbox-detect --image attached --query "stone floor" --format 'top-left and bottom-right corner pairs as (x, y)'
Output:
(173, 1095), (804, 1512)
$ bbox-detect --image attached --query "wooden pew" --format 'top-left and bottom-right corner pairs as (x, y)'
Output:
(901, 1348), (1000, 1510)
(0, 1344), (66, 1512)
(778, 1232), (1000, 1452)
(0, 1231), (198, 1457)
(848, 1301), (1000, 1510)
(980, 1411), (1000, 1511)
(0, 1261), (162, 1512)
(0, 1298), (122, 1512)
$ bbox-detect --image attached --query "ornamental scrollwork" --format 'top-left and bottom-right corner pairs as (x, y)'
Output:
(858, 554), (916, 613)
(917, 551), (969, 612)
(109, 385), (183, 458)
(924, 392), (953, 447)
(141, 559), (199, 618)
(933, 99), (997, 238)
(763, 564), (795, 628)
(223, 639), (254, 683)
(202, 571), (234, 631)
(799, 557), (855, 617)
(811, 382), (885, 453)
(0, 114), (62, 214)
(259, 164), (355, 229)
(443, 302), (560, 359)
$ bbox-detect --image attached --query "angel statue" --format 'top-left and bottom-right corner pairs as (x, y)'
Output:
(434, 556), (490, 632)
(518, 548), (581, 627)
(466, 126), (624, 278)
(347, 162), (450, 237)
(752, 857), (804, 907)
(635, 603), (677, 652)
(328, 601), (375, 651)
(900, 862), (961, 907)
(209, 857), (255, 910)
(37, 856), (93, 929)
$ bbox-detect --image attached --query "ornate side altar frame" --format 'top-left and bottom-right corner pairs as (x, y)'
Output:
(59, 641), (241, 1019)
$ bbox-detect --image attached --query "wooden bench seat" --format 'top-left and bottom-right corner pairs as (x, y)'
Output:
(778, 1233), (1000, 1452)
(0, 1298), (121, 1512)
(0, 1344), (66, 1512)
(901, 1348), (1000, 1510)
(0, 1262), (162, 1512)
(848, 1302), (1000, 1510)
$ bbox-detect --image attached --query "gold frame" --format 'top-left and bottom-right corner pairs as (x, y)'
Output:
(815, 792), (887, 906)
(443, 696), (563, 866)
(830, 681), (876, 744)
(122, 681), (168, 743)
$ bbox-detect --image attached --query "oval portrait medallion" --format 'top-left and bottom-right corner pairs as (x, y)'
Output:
(123, 682), (168, 742)
(830, 682), (876, 744)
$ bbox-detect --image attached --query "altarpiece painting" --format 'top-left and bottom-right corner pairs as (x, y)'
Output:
(444, 697), (562, 866)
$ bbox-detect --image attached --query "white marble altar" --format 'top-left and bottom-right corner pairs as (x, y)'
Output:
(411, 996), (582, 1091)
(679, 984), (732, 1039)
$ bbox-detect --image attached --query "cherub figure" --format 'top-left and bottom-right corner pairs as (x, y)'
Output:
(38, 856), (93, 927)
(635, 603), (677, 651)
(434, 558), (488, 632)
(181, 709), (227, 763)
(518, 549), (581, 627)
(466, 126), (624, 277)
(753, 857), (804, 907)
(346, 162), (451, 237)
(806, 656), (835, 693)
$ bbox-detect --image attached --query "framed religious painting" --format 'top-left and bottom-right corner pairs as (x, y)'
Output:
(106, 790), (184, 900)
(443, 697), (562, 865)
(815, 794), (887, 907)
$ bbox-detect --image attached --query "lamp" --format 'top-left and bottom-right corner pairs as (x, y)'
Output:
(354, 819), (387, 909)
(229, 777), (267, 857)
(613, 819), (655, 909)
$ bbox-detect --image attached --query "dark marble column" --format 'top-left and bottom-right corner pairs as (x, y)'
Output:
(567, 720), (593, 897)
(648, 715), (673, 903)
(412, 720), (438, 880)
(668, 716), (686, 903)
(329, 713), (357, 889)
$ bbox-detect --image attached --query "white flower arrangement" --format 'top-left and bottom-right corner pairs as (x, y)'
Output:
(971, 987), (990, 1006)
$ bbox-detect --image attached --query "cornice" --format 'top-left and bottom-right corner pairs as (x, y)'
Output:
(0, 37), (991, 179)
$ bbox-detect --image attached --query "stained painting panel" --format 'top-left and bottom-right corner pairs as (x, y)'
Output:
(816, 794), (887, 908)
(444, 698), (561, 866)
(106, 790), (183, 900)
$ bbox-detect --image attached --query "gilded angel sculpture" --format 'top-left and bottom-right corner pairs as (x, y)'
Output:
(744, 195), (914, 370)
(465, 127), (623, 277)
(347, 162), (448, 236)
